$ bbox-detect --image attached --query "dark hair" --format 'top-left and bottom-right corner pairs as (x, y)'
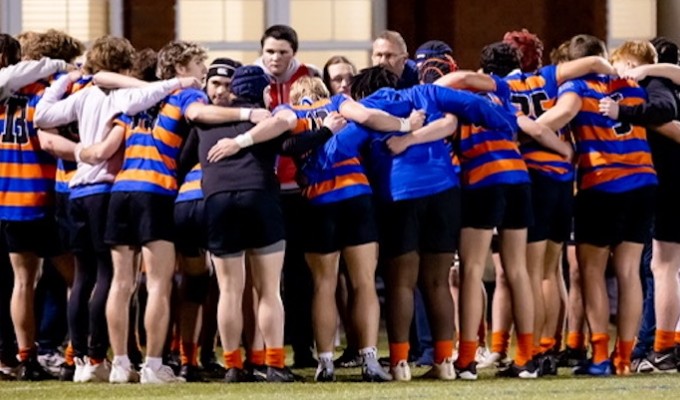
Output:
(132, 48), (159, 82)
(650, 37), (679, 65)
(349, 65), (399, 100)
(0, 33), (21, 68)
(322, 55), (356, 92)
(480, 42), (520, 77)
(260, 25), (299, 53)
(568, 34), (606, 60)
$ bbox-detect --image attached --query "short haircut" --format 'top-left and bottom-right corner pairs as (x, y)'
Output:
(480, 42), (520, 77)
(503, 28), (544, 72)
(156, 40), (207, 80)
(611, 40), (657, 66)
(0, 33), (21, 68)
(418, 55), (459, 84)
(132, 48), (159, 82)
(374, 30), (408, 54)
(21, 29), (84, 62)
(290, 76), (330, 104)
(85, 35), (135, 74)
(349, 65), (400, 100)
(650, 37), (679, 65)
(568, 34), (607, 60)
(322, 55), (357, 92)
(550, 40), (571, 64)
(260, 25), (299, 53)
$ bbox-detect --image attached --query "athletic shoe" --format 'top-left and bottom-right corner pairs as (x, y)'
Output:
(37, 351), (64, 377)
(573, 359), (612, 376)
(16, 359), (55, 381)
(140, 364), (185, 384)
(362, 357), (392, 382)
(334, 348), (362, 368)
(389, 360), (411, 381)
(73, 357), (87, 382)
(201, 359), (227, 380)
(266, 366), (297, 382)
(538, 352), (558, 376)
(475, 346), (490, 364)
(496, 360), (539, 379)
(636, 348), (678, 374)
(109, 361), (140, 384)
(58, 362), (75, 381)
(164, 352), (181, 375)
(223, 367), (247, 383)
(179, 364), (205, 382)
(557, 347), (587, 368)
(477, 351), (511, 370)
(0, 370), (13, 381)
(79, 358), (111, 383)
(248, 364), (268, 382)
(314, 359), (335, 382)
(455, 361), (478, 381)
(421, 357), (456, 380)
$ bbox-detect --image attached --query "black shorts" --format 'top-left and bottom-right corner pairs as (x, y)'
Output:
(574, 186), (655, 247)
(654, 181), (680, 243)
(206, 190), (285, 256)
(69, 193), (111, 253)
(55, 192), (72, 251)
(104, 192), (175, 246)
(527, 172), (573, 243)
(461, 184), (533, 230)
(304, 195), (378, 254)
(378, 187), (460, 259)
(174, 199), (206, 257)
(0, 216), (64, 257)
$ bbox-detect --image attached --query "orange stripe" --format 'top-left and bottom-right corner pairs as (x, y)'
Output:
(524, 151), (566, 163)
(0, 163), (56, 179)
(577, 126), (647, 142)
(179, 179), (201, 193)
(0, 191), (50, 207)
(580, 167), (656, 190)
(293, 119), (313, 135)
(304, 172), (369, 199)
(124, 145), (177, 169)
(56, 168), (76, 183)
(292, 99), (332, 110)
(580, 150), (653, 168)
(333, 158), (361, 168)
(114, 169), (177, 190)
(465, 159), (527, 186)
(153, 126), (183, 149)
(161, 103), (182, 121)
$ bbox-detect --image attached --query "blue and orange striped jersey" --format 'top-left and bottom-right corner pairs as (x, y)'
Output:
(175, 164), (203, 203)
(362, 83), (519, 200)
(558, 75), (657, 192)
(0, 78), (57, 220)
(275, 95), (372, 204)
(458, 77), (529, 189)
(505, 65), (574, 181)
(55, 75), (94, 194)
(112, 88), (207, 196)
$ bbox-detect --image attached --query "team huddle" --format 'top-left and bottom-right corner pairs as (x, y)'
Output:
(1, 22), (680, 385)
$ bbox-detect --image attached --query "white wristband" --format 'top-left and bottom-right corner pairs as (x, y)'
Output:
(234, 132), (254, 148)
(399, 118), (411, 132)
(240, 108), (252, 121)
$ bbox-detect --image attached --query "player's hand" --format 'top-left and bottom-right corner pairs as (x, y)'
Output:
(67, 70), (82, 82)
(322, 112), (347, 133)
(386, 134), (412, 155)
(621, 65), (649, 81)
(408, 109), (426, 131)
(249, 108), (271, 123)
(207, 138), (240, 162)
(599, 97), (619, 120)
(178, 77), (202, 89)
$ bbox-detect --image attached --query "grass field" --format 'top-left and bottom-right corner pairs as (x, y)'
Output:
(2, 366), (679, 400)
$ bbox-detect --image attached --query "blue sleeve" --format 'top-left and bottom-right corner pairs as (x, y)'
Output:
(114, 114), (132, 126)
(558, 80), (583, 98)
(178, 88), (208, 115)
(540, 65), (559, 92)
(330, 93), (349, 111)
(431, 85), (516, 132)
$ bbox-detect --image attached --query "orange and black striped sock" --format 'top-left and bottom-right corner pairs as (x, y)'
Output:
(433, 340), (454, 364)
(389, 342), (409, 367)
(180, 341), (198, 366)
(590, 333), (610, 364)
(654, 330), (675, 353)
(491, 331), (510, 354)
(454, 340), (478, 369)
(566, 331), (585, 350)
(515, 333), (534, 367)
(223, 349), (243, 369)
(265, 348), (285, 369)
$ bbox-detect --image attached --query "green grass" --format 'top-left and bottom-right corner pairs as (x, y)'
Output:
(2, 367), (679, 400)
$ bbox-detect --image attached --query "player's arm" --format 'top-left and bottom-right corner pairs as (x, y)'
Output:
(433, 71), (496, 92)
(600, 78), (677, 126)
(75, 124), (125, 165)
(535, 92), (581, 131)
(386, 113), (458, 155)
(555, 56), (615, 84)
(37, 129), (77, 160)
(280, 112), (346, 157)
(518, 115), (573, 160)
(654, 121), (680, 144)
(111, 77), (199, 116)
(622, 63), (680, 84)
(93, 71), (148, 89)
(0, 58), (69, 101)
(338, 98), (425, 132)
(184, 102), (270, 125)
(34, 72), (84, 128)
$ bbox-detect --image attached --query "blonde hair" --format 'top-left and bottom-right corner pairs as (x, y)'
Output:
(21, 29), (84, 62)
(290, 76), (330, 104)
(611, 40), (658, 65)
(156, 40), (207, 80)
(84, 35), (135, 74)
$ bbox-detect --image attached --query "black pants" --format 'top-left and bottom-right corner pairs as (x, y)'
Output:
(0, 239), (16, 364)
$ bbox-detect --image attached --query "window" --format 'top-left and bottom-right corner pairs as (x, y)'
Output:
(21, 0), (108, 42)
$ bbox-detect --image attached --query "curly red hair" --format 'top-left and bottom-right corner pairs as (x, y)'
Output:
(503, 29), (544, 72)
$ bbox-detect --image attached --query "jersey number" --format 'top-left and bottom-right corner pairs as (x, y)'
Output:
(2, 97), (29, 145)
(608, 93), (632, 136)
(510, 91), (549, 119)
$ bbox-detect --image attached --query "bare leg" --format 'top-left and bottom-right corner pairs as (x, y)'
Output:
(306, 252), (341, 353)
(142, 240), (176, 358)
(342, 243), (380, 349)
(9, 253), (43, 354)
(107, 246), (138, 357)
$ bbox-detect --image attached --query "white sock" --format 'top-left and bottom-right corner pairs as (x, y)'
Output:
(113, 355), (131, 369)
(318, 352), (334, 363)
(144, 356), (163, 371)
(359, 347), (377, 359)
